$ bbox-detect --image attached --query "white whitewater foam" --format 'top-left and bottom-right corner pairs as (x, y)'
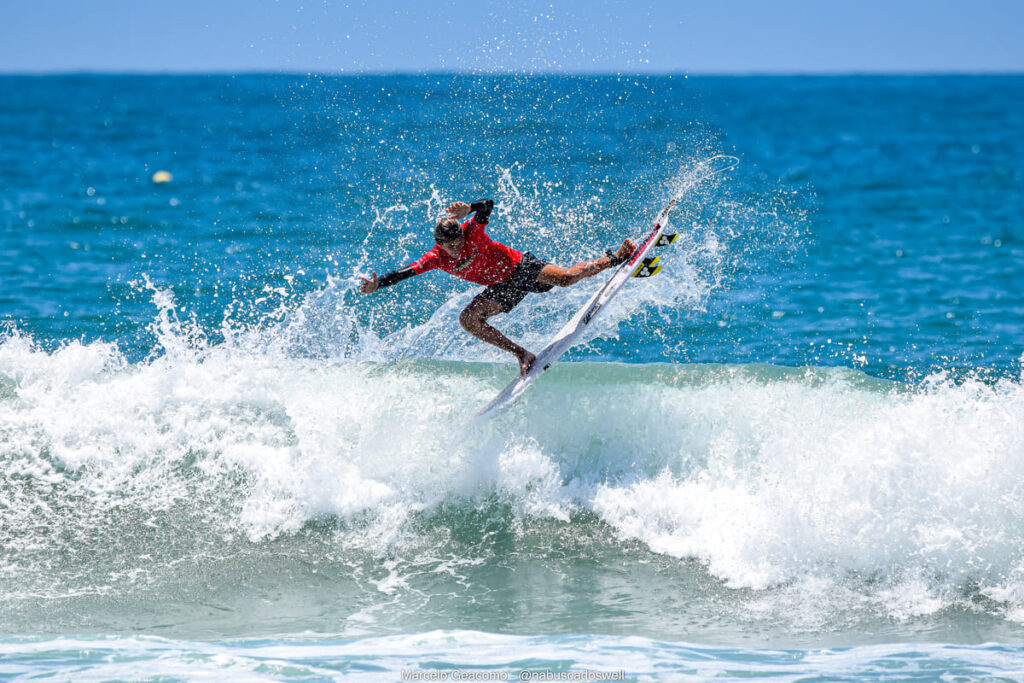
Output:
(590, 368), (1024, 620)
(4, 301), (1024, 625)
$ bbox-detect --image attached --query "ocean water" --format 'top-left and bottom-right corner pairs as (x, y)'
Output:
(1, 74), (1023, 680)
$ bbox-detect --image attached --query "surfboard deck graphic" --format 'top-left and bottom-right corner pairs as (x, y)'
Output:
(476, 156), (737, 419)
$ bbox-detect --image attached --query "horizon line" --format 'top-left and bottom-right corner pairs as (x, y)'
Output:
(2, 68), (1023, 78)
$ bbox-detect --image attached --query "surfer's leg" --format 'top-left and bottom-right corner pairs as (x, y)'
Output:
(460, 296), (536, 375)
(537, 238), (635, 287)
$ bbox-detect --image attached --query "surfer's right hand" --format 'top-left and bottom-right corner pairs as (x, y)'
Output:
(359, 272), (379, 294)
(446, 201), (471, 219)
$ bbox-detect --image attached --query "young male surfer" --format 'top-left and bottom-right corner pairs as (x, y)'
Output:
(359, 199), (635, 375)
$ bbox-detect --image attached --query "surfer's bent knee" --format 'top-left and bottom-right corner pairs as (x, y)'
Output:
(459, 305), (478, 331)
(460, 298), (497, 331)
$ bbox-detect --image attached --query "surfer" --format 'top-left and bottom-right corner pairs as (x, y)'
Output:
(359, 199), (635, 375)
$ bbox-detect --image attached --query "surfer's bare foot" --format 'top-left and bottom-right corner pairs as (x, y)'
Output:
(517, 350), (536, 376)
(616, 238), (636, 263)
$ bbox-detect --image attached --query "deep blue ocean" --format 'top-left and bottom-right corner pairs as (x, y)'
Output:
(2, 74), (1024, 681)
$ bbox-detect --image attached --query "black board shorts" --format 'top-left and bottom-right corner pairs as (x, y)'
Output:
(479, 252), (554, 312)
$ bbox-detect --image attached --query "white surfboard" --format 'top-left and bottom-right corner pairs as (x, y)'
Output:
(476, 156), (738, 419)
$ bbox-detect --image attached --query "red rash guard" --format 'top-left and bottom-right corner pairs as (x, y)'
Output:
(408, 215), (522, 286)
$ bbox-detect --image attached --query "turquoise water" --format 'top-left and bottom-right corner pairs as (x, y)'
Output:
(2, 74), (1024, 680)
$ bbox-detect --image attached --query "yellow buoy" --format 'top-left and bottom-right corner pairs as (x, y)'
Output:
(151, 170), (173, 184)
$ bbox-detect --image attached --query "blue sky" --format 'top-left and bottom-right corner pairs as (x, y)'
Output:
(2, 0), (1022, 74)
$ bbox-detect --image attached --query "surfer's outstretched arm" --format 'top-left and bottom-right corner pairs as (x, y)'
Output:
(537, 238), (635, 287)
(359, 266), (416, 294)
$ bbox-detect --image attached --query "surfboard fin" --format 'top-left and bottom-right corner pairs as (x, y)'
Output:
(632, 256), (661, 278)
(655, 233), (679, 247)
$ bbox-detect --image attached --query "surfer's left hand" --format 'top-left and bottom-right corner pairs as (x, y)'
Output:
(446, 201), (471, 219)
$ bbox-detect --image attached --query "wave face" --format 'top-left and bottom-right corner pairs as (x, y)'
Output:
(3, 324), (1024, 644)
